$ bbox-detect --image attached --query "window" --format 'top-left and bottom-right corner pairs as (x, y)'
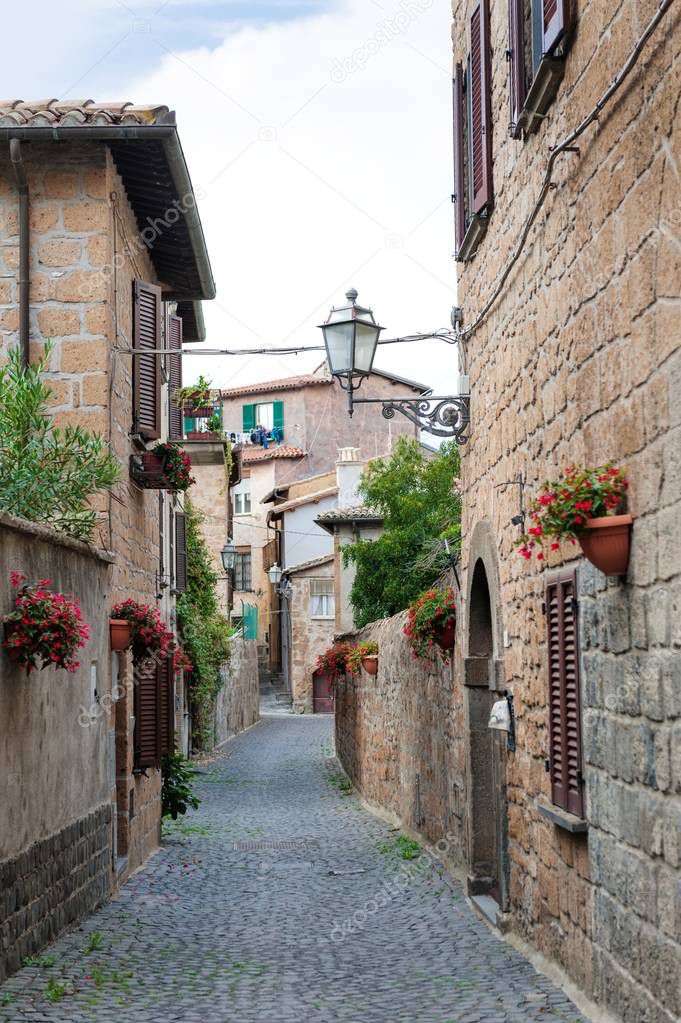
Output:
(175, 511), (187, 594)
(234, 482), (252, 516)
(168, 313), (183, 440)
(545, 569), (585, 819)
(453, 0), (493, 262)
(133, 280), (162, 439)
(242, 400), (284, 436)
(134, 656), (174, 769)
(310, 578), (335, 619)
(234, 551), (252, 591)
(508, 0), (573, 138)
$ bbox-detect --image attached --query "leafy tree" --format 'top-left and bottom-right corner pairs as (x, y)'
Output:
(176, 500), (233, 750)
(0, 342), (118, 540)
(342, 438), (461, 628)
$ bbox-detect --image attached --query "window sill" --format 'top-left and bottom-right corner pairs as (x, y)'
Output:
(537, 802), (587, 834)
(310, 616), (335, 621)
(456, 211), (490, 263)
(518, 56), (564, 137)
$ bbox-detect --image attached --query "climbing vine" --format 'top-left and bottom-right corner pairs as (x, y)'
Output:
(176, 500), (233, 751)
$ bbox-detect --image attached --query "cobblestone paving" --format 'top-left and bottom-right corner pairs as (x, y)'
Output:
(0, 714), (591, 1022)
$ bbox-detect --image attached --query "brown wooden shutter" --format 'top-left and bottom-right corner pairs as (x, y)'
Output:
(168, 314), (183, 440)
(453, 63), (467, 256)
(135, 658), (160, 768)
(175, 511), (187, 594)
(508, 0), (526, 138)
(543, 0), (570, 53)
(546, 570), (585, 818)
(158, 655), (175, 759)
(133, 280), (162, 440)
(470, 0), (493, 215)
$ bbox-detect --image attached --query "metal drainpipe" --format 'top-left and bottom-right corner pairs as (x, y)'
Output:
(9, 139), (29, 369)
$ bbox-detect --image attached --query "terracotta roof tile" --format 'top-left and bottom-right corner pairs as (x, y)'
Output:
(316, 506), (383, 528)
(283, 554), (335, 576)
(0, 99), (174, 128)
(221, 375), (331, 399)
(241, 445), (306, 464)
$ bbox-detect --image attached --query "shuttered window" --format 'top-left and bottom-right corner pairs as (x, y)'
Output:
(133, 280), (162, 440)
(469, 0), (493, 215)
(175, 511), (187, 594)
(272, 400), (284, 433)
(242, 404), (256, 432)
(168, 314), (183, 440)
(546, 570), (585, 819)
(543, 0), (570, 53)
(508, 0), (526, 138)
(134, 656), (174, 768)
(453, 62), (467, 256)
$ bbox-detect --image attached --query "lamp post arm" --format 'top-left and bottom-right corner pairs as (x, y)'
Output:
(352, 394), (470, 442)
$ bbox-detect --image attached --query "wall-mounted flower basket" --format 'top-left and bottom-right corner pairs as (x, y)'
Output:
(2, 572), (89, 674)
(361, 654), (379, 675)
(578, 515), (633, 576)
(130, 444), (195, 493)
(109, 618), (132, 651)
(404, 588), (457, 667)
(111, 599), (172, 662)
(518, 464), (632, 577)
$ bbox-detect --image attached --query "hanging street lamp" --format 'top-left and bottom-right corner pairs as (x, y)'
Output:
(221, 539), (237, 573)
(319, 289), (470, 442)
(268, 563), (283, 587)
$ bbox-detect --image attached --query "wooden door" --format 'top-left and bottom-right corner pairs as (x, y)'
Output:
(313, 670), (334, 714)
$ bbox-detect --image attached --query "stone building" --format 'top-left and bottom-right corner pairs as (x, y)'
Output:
(280, 554), (336, 714)
(0, 99), (214, 967)
(221, 367), (426, 668)
(450, 3), (681, 1020)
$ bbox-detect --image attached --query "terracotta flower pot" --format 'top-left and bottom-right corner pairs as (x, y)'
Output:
(361, 655), (378, 676)
(578, 515), (633, 576)
(434, 620), (456, 652)
(109, 619), (132, 651)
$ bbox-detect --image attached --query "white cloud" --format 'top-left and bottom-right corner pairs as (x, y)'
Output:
(124, 0), (459, 394)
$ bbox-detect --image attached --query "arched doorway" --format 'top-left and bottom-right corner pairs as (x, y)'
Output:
(465, 554), (509, 911)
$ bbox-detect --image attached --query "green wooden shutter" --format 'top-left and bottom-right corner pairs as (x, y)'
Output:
(273, 401), (284, 432)
(243, 604), (259, 640)
(242, 404), (256, 432)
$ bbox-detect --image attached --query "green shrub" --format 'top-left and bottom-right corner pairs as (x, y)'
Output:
(0, 342), (118, 540)
(162, 750), (201, 819)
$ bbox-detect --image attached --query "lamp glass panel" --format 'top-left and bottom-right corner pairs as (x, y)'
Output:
(323, 321), (355, 374)
(354, 322), (380, 374)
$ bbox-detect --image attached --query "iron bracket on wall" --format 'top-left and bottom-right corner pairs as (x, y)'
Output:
(505, 690), (516, 753)
(353, 394), (471, 442)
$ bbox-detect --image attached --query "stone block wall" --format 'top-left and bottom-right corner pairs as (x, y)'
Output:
(452, 1), (681, 1018)
(214, 639), (259, 746)
(0, 806), (112, 982)
(0, 513), (114, 979)
(335, 597), (466, 865)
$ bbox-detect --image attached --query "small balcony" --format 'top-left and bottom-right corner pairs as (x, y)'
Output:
(184, 401), (223, 442)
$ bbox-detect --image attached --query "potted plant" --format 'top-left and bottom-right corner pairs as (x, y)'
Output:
(131, 443), (195, 492)
(2, 572), (90, 675)
(109, 618), (132, 651)
(404, 587), (457, 666)
(346, 640), (379, 676)
(111, 599), (172, 662)
(176, 375), (213, 414)
(517, 464), (632, 576)
(315, 643), (350, 682)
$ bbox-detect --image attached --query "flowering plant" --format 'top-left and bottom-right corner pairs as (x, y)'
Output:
(111, 599), (172, 662)
(2, 572), (89, 674)
(316, 643), (351, 682)
(153, 442), (195, 492)
(346, 640), (378, 677)
(404, 587), (457, 665)
(517, 464), (629, 561)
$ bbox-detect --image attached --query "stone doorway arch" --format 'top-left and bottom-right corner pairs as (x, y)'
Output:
(464, 524), (510, 912)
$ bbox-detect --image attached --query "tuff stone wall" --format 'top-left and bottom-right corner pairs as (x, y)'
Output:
(214, 639), (259, 746)
(335, 601), (466, 866)
(452, 1), (681, 1019)
(0, 805), (112, 982)
(0, 514), (114, 979)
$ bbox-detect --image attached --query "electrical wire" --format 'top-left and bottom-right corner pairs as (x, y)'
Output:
(119, 330), (459, 358)
(456, 0), (676, 354)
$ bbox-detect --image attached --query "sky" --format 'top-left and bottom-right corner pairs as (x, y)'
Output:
(5, 0), (460, 396)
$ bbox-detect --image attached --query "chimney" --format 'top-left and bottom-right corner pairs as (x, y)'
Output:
(336, 447), (362, 509)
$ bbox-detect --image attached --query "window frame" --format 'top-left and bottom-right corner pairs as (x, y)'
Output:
(233, 550), (253, 592)
(309, 577), (335, 620)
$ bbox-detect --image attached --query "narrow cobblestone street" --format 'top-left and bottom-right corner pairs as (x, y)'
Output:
(1, 714), (590, 1023)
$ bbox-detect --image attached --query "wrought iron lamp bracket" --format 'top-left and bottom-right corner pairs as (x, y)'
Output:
(352, 393), (471, 442)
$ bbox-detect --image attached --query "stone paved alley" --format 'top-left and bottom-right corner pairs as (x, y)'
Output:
(0, 714), (590, 1023)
